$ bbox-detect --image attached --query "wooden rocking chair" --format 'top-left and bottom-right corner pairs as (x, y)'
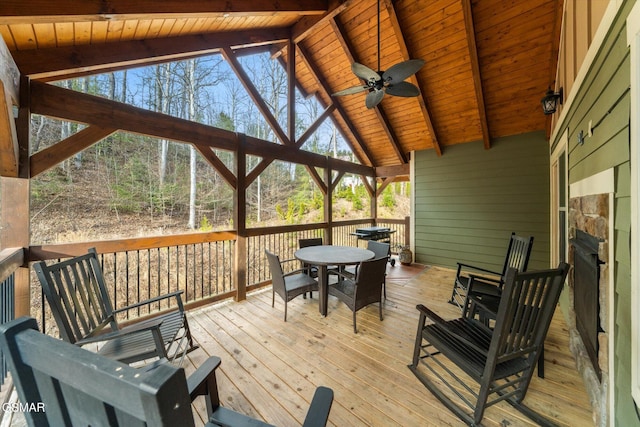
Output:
(409, 263), (569, 426)
(449, 232), (534, 311)
(34, 247), (197, 365)
(0, 317), (334, 427)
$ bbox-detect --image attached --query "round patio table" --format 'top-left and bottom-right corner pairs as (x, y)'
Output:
(295, 245), (374, 316)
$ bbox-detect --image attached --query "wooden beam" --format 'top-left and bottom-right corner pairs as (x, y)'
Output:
(546, 0), (564, 139)
(295, 44), (374, 166)
(0, 82), (18, 177)
(0, 1), (328, 23)
(295, 104), (335, 149)
(221, 47), (290, 146)
(30, 80), (239, 150)
(376, 176), (395, 197)
(376, 164), (409, 178)
(29, 81), (374, 177)
(0, 35), (19, 105)
(13, 29), (290, 81)
(384, 0), (442, 157)
(246, 159), (273, 187)
(194, 145), (237, 189)
(30, 126), (116, 177)
(234, 135), (248, 302)
(331, 15), (407, 164)
(461, 0), (491, 150)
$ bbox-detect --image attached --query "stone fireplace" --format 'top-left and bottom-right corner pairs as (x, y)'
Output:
(568, 191), (610, 426)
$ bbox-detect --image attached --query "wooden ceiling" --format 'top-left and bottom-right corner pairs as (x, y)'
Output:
(0, 0), (562, 169)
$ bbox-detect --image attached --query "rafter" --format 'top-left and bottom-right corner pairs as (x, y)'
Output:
(384, 0), (442, 157)
(461, 0), (491, 150)
(330, 15), (407, 164)
(0, 1), (328, 24)
(13, 29), (290, 82)
(295, 44), (375, 166)
(222, 47), (290, 146)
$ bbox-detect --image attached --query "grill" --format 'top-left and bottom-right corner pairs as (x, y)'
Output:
(351, 226), (395, 242)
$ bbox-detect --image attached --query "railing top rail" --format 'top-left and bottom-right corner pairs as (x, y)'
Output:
(0, 247), (24, 283)
(29, 230), (237, 262)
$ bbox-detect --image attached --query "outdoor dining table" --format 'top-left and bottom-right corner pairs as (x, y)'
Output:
(294, 245), (374, 316)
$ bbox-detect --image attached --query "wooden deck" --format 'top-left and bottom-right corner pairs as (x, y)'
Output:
(183, 262), (594, 427)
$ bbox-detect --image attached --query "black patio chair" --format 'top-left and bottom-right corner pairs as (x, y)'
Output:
(409, 263), (569, 426)
(34, 247), (197, 365)
(341, 240), (391, 298)
(449, 232), (534, 312)
(329, 256), (388, 333)
(0, 316), (334, 427)
(265, 249), (318, 321)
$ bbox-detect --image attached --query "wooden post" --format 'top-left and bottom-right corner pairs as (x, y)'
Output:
(371, 177), (377, 224)
(324, 158), (332, 245)
(404, 216), (411, 247)
(234, 134), (247, 301)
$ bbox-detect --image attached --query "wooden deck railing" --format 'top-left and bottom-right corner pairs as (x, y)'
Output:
(0, 217), (410, 348)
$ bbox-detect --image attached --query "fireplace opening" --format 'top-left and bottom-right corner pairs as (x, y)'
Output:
(570, 229), (604, 381)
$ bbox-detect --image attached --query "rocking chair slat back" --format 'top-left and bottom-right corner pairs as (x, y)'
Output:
(35, 252), (115, 344)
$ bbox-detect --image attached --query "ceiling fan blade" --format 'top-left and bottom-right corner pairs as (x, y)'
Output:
(352, 62), (381, 82)
(386, 81), (420, 97)
(382, 59), (425, 83)
(365, 90), (385, 109)
(332, 85), (369, 96)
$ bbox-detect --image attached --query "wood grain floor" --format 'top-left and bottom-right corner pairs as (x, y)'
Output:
(183, 263), (594, 427)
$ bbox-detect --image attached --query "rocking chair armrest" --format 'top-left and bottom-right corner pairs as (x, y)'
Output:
(416, 304), (447, 324)
(456, 262), (501, 277)
(467, 273), (502, 286)
(302, 386), (334, 427)
(187, 356), (222, 413)
(112, 290), (185, 314)
(76, 317), (164, 345)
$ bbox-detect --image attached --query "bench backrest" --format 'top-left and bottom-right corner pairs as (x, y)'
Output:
(0, 317), (195, 427)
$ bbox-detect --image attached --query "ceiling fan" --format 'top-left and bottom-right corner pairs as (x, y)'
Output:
(332, 0), (425, 109)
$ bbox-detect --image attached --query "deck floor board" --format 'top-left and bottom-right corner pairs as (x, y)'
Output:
(185, 264), (594, 427)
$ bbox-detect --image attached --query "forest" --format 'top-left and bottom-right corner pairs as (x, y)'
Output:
(27, 52), (409, 245)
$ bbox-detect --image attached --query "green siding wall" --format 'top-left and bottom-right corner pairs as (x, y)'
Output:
(413, 132), (550, 272)
(550, 0), (638, 424)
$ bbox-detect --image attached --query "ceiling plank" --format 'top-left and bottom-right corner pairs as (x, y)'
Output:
(13, 29), (290, 81)
(384, 0), (442, 157)
(461, 0), (491, 150)
(0, 1), (328, 24)
(330, 15), (407, 164)
(30, 125), (116, 177)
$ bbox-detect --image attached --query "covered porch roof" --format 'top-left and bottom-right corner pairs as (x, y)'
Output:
(0, 0), (562, 176)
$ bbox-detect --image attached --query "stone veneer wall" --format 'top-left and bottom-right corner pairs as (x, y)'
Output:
(568, 193), (609, 427)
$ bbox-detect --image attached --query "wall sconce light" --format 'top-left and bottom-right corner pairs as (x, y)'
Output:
(541, 87), (563, 115)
